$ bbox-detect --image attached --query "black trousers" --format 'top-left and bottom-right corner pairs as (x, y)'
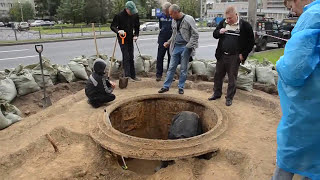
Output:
(156, 44), (171, 78)
(88, 93), (116, 108)
(213, 54), (240, 100)
(119, 41), (136, 79)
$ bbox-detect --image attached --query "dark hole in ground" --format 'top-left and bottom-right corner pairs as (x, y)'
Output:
(109, 98), (218, 140)
(117, 156), (161, 175)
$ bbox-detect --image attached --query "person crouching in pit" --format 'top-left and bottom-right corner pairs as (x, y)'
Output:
(85, 59), (116, 108)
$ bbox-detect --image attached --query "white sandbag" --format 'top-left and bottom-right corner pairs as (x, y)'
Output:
(176, 63), (192, 76)
(9, 65), (41, 96)
(68, 61), (88, 80)
(0, 103), (22, 130)
(273, 70), (278, 84)
(243, 61), (257, 82)
(256, 66), (276, 85)
(135, 55), (154, 74)
(56, 65), (76, 83)
(163, 59), (169, 72)
(0, 78), (17, 102)
(237, 65), (254, 92)
(192, 61), (207, 75)
(206, 61), (216, 78)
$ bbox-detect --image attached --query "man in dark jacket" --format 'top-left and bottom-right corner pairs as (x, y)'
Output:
(156, 2), (172, 81)
(110, 1), (141, 81)
(208, 6), (254, 106)
(85, 59), (116, 108)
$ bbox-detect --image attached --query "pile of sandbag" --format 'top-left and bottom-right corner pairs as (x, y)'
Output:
(8, 65), (41, 96)
(191, 59), (217, 78)
(0, 102), (22, 130)
(237, 64), (254, 92)
(135, 55), (156, 75)
(88, 54), (121, 76)
(236, 58), (278, 93)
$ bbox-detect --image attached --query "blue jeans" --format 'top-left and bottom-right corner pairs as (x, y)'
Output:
(163, 44), (192, 90)
(272, 166), (312, 180)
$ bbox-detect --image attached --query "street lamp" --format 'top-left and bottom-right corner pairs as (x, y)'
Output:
(18, 1), (24, 22)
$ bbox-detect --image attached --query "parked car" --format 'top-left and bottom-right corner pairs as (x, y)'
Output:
(255, 18), (291, 51)
(42, 21), (54, 26)
(0, 22), (4, 27)
(140, 22), (159, 31)
(280, 18), (298, 32)
(30, 20), (44, 27)
(206, 19), (216, 27)
(18, 22), (30, 31)
(6, 22), (15, 28)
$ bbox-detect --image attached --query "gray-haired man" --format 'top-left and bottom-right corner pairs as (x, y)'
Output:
(158, 4), (199, 94)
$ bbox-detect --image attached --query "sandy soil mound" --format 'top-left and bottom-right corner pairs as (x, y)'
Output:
(0, 78), (282, 180)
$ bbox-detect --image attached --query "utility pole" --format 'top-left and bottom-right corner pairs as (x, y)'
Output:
(18, 1), (24, 22)
(248, 0), (257, 31)
(200, 0), (203, 20)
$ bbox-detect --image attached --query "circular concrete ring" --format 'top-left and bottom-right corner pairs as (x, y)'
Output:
(90, 94), (228, 161)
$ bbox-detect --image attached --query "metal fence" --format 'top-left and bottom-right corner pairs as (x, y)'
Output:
(0, 24), (113, 42)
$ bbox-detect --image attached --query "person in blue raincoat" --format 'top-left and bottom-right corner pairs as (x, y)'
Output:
(272, 0), (320, 179)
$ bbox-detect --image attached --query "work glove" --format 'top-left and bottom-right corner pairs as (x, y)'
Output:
(133, 36), (138, 41)
(118, 30), (125, 36)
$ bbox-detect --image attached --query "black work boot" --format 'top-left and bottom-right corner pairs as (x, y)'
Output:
(208, 95), (221, 101)
(158, 87), (169, 93)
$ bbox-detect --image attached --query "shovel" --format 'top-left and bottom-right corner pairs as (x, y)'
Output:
(109, 37), (128, 89)
(35, 44), (52, 108)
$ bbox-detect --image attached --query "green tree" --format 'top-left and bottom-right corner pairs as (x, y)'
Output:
(57, 0), (85, 25)
(84, 0), (110, 24)
(35, 0), (61, 20)
(179, 0), (200, 18)
(9, 2), (35, 21)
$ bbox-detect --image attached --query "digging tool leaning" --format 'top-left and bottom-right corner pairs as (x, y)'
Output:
(35, 44), (52, 108)
(104, 109), (128, 170)
(110, 36), (128, 89)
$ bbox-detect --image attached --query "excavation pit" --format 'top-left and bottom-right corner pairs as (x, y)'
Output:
(91, 94), (228, 161)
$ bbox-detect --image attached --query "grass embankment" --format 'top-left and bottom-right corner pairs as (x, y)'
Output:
(249, 48), (284, 64)
(30, 24), (111, 35)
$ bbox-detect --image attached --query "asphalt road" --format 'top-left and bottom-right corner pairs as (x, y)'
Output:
(0, 31), (218, 70)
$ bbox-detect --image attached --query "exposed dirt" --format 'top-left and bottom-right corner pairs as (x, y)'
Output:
(12, 80), (87, 117)
(0, 78), (282, 180)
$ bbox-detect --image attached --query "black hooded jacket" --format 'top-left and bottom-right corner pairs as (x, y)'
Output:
(85, 60), (113, 99)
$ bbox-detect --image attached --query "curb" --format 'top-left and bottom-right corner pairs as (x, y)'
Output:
(0, 29), (214, 47)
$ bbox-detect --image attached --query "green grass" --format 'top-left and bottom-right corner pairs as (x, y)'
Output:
(30, 25), (111, 35)
(249, 48), (284, 64)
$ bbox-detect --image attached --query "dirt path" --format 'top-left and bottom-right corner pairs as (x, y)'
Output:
(0, 78), (281, 180)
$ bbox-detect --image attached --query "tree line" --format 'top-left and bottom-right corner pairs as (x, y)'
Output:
(5, 0), (201, 24)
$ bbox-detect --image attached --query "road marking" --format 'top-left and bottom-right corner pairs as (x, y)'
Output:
(138, 38), (158, 41)
(0, 55), (38, 61)
(199, 45), (217, 48)
(0, 49), (30, 53)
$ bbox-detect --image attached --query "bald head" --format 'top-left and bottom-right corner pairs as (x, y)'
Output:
(225, 6), (238, 25)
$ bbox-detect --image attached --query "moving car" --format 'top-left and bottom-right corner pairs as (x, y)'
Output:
(140, 22), (159, 31)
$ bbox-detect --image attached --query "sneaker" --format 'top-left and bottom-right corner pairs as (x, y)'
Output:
(128, 78), (135, 82)
(178, 89), (184, 94)
(208, 95), (221, 101)
(226, 99), (233, 106)
(133, 77), (141, 81)
(156, 77), (162, 81)
(158, 88), (169, 93)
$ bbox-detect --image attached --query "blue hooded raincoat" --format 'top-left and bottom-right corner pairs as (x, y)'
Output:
(276, 0), (320, 179)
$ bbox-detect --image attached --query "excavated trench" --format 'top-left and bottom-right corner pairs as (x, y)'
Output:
(90, 94), (228, 161)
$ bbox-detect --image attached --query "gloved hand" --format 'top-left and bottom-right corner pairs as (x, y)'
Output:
(133, 36), (138, 41)
(118, 30), (125, 36)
